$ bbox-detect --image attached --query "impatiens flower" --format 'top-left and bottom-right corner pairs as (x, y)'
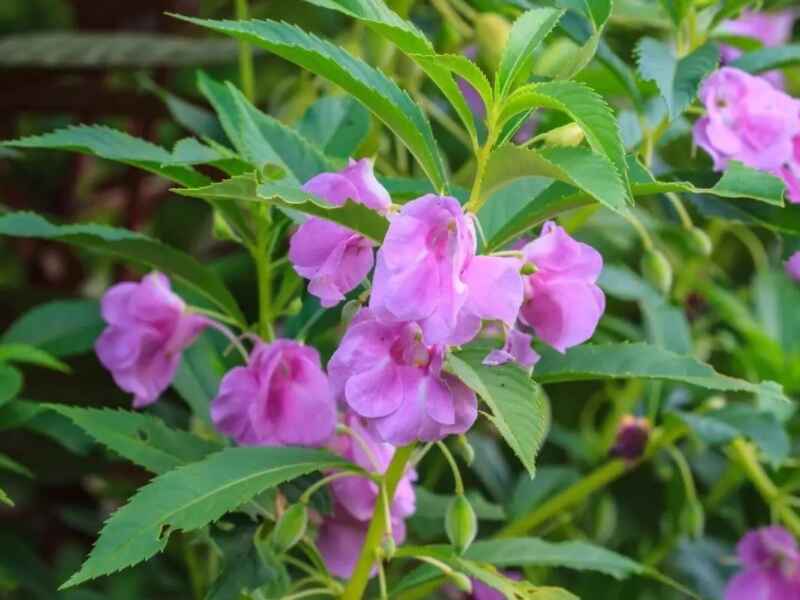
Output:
(725, 526), (800, 600)
(289, 158), (390, 307)
(371, 194), (522, 346)
(483, 327), (540, 370)
(721, 10), (797, 88)
(210, 339), (336, 447)
(328, 309), (478, 445)
(786, 252), (800, 282)
(518, 221), (605, 353)
(95, 272), (207, 408)
(317, 413), (416, 579)
(611, 416), (651, 462)
(693, 67), (800, 203)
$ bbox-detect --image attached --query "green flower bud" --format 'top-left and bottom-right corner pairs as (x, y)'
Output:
(687, 227), (713, 257)
(284, 297), (303, 317)
(341, 299), (362, 326)
(475, 13), (511, 73)
(449, 571), (473, 593)
(520, 262), (536, 276)
(445, 495), (477, 555)
(455, 435), (475, 466)
(542, 123), (585, 148)
(270, 503), (308, 553)
(382, 535), (397, 561)
(640, 249), (673, 295)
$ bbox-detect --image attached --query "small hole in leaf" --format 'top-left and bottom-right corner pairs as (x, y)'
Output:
(158, 524), (173, 541)
(137, 429), (149, 442)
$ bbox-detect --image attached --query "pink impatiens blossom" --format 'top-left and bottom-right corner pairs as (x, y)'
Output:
(483, 327), (539, 370)
(328, 309), (478, 446)
(724, 526), (800, 600)
(786, 252), (800, 282)
(289, 158), (390, 307)
(210, 339), (336, 447)
(518, 221), (605, 353)
(693, 67), (800, 203)
(317, 413), (416, 579)
(370, 194), (522, 346)
(95, 272), (208, 408)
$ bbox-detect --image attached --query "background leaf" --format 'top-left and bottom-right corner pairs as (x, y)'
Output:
(296, 96), (370, 159)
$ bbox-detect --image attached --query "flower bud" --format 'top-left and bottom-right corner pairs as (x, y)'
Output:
(382, 534), (397, 561)
(340, 299), (362, 327)
(611, 416), (650, 462)
(475, 13), (511, 73)
(284, 297), (303, 316)
(455, 435), (475, 466)
(449, 571), (473, 593)
(520, 262), (536, 275)
(541, 123), (585, 148)
(687, 227), (713, 257)
(640, 249), (673, 295)
(445, 495), (477, 555)
(270, 503), (308, 553)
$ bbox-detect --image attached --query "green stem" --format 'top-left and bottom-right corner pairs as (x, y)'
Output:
(341, 445), (415, 600)
(497, 423), (688, 537)
(235, 0), (256, 102)
(253, 214), (275, 341)
(624, 210), (655, 252)
(665, 192), (693, 229)
(436, 441), (464, 495)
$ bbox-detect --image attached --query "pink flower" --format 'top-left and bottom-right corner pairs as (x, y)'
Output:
(371, 194), (522, 346)
(471, 572), (522, 600)
(328, 309), (478, 445)
(483, 327), (540, 370)
(725, 526), (800, 600)
(317, 413), (416, 579)
(518, 221), (605, 353)
(95, 272), (207, 408)
(693, 67), (800, 203)
(289, 158), (390, 307)
(210, 339), (336, 447)
(786, 252), (800, 282)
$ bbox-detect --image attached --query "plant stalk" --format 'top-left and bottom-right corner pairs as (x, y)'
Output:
(235, 0), (256, 102)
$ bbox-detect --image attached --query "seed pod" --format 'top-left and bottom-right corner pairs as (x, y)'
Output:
(449, 571), (473, 594)
(542, 123), (585, 148)
(271, 503), (308, 553)
(687, 227), (713, 257)
(475, 13), (511, 73)
(640, 249), (673, 295)
(445, 495), (477, 555)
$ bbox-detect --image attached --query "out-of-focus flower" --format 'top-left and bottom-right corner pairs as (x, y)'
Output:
(328, 309), (478, 445)
(725, 526), (800, 600)
(317, 413), (416, 579)
(442, 571), (523, 599)
(518, 221), (605, 352)
(610, 416), (651, 462)
(371, 194), (522, 346)
(720, 10), (797, 88)
(289, 158), (390, 306)
(693, 67), (800, 203)
(786, 252), (800, 282)
(95, 272), (207, 408)
(483, 327), (540, 370)
(210, 339), (336, 447)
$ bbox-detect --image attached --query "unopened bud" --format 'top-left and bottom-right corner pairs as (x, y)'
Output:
(520, 262), (536, 275)
(270, 503), (307, 553)
(611, 416), (651, 462)
(284, 297), (303, 316)
(445, 495), (477, 555)
(640, 249), (673, 295)
(475, 13), (511, 73)
(542, 123), (585, 148)
(687, 227), (713, 257)
(382, 535), (396, 560)
(455, 435), (475, 466)
(341, 299), (362, 326)
(449, 571), (473, 593)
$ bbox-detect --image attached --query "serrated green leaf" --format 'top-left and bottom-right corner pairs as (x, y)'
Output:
(0, 344), (70, 373)
(496, 8), (564, 98)
(300, 0), (480, 145)
(534, 343), (787, 402)
(446, 344), (549, 477)
(481, 145), (627, 216)
(502, 80), (629, 193)
(62, 447), (351, 588)
(636, 38), (719, 121)
(465, 538), (644, 579)
(0, 487), (12, 507)
(1, 300), (103, 358)
(412, 52), (493, 121)
(178, 16), (447, 190)
(197, 73), (331, 181)
(47, 406), (222, 475)
(2, 125), (209, 187)
(731, 44), (800, 74)
(297, 96), (370, 159)
(0, 212), (245, 326)
(0, 365), (22, 407)
(0, 452), (33, 478)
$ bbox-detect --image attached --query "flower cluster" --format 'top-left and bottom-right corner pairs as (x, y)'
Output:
(693, 67), (800, 204)
(725, 526), (800, 600)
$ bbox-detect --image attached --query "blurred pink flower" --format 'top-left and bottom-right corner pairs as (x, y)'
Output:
(210, 339), (336, 447)
(786, 252), (800, 282)
(483, 327), (540, 370)
(725, 526), (800, 600)
(95, 272), (207, 408)
(519, 221), (605, 352)
(289, 158), (390, 307)
(328, 309), (478, 445)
